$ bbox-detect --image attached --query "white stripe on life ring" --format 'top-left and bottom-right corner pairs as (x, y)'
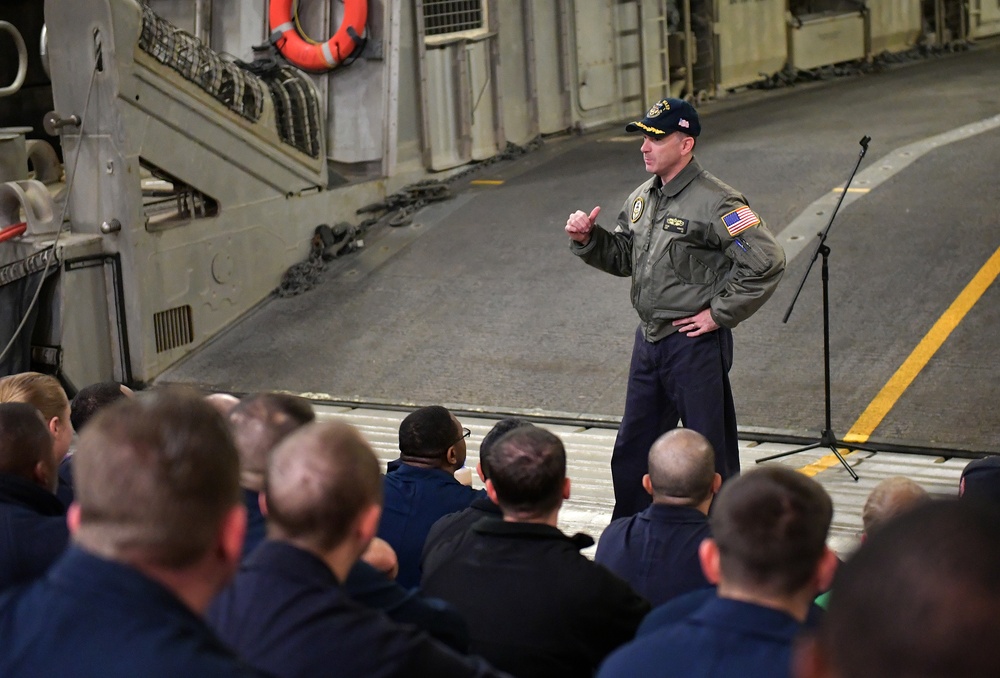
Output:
(321, 41), (336, 66)
(274, 21), (295, 34)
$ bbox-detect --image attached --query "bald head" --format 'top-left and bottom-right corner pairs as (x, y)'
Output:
(862, 476), (929, 537)
(647, 429), (716, 504)
(265, 421), (382, 552)
(228, 393), (315, 491)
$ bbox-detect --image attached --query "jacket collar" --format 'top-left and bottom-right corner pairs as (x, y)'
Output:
(472, 518), (595, 550)
(690, 595), (803, 642)
(654, 156), (702, 198)
(47, 547), (202, 624)
(386, 460), (460, 483)
(0, 473), (65, 516)
(243, 539), (339, 587)
(643, 503), (709, 523)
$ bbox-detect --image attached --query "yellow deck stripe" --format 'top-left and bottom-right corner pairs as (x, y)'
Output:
(797, 245), (1000, 476)
(831, 187), (871, 193)
(470, 179), (504, 186)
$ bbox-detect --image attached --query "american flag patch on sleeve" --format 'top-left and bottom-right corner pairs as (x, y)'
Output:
(721, 206), (760, 236)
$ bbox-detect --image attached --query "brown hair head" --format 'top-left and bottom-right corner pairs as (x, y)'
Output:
(73, 388), (241, 569)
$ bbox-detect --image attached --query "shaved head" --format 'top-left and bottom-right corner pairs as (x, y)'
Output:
(265, 421), (382, 552)
(647, 429), (716, 503)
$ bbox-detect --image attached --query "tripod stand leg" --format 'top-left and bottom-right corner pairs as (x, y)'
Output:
(827, 445), (860, 481)
(755, 442), (823, 464)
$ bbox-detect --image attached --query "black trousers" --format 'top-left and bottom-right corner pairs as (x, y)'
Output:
(610, 325), (739, 519)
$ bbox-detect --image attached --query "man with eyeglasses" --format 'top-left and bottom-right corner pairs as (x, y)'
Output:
(565, 98), (785, 520)
(377, 405), (485, 588)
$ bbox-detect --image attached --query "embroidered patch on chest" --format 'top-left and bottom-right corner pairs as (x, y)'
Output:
(630, 197), (645, 223)
(662, 216), (688, 234)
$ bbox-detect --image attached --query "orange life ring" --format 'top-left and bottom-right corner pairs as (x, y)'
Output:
(269, 0), (367, 72)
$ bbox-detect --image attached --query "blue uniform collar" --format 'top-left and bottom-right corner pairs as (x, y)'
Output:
(386, 460), (464, 484)
(242, 539), (339, 587)
(0, 473), (65, 516)
(689, 596), (803, 642)
(47, 547), (202, 623)
(643, 503), (710, 524)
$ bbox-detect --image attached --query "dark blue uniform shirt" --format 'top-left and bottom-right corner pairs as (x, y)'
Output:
(0, 473), (68, 591)
(377, 462), (486, 588)
(594, 503), (712, 606)
(0, 547), (267, 678)
(598, 596), (803, 678)
(240, 487), (468, 649)
(207, 539), (506, 678)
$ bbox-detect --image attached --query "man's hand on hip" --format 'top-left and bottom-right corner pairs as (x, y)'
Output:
(673, 308), (720, 336)
(565, 206), (601, 244)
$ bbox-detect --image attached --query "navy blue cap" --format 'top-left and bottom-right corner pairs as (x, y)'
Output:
(960, 456), (1000, 506)
(625, 98), (701, 138)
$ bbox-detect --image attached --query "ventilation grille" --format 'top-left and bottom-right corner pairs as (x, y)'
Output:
(153, 305), (194, 353)
(424, 0), (485, 37)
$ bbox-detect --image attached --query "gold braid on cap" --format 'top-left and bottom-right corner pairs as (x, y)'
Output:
(632, 121), (668, 136)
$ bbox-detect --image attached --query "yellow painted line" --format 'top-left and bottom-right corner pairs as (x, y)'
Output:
(831, 187), (871, 193)
(470, 179), (504, 186)
(798, 245), (1000, 476)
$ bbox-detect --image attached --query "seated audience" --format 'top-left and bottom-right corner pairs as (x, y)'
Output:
(0, 389), (267, 677)
(61, 381), (133, 507)
(595, 428), (719, 605)
(795, 500), (1000, 678)
(378, 405), (486, 587)
(959, 455), (1000, 507)
(207, 421), (507, 677)
(0, 372), (74, 505)
(422, 427), (650, 678)
(598, 466), (837, 678)
(422, 417), (533, 560)
(228, 392), (468, 648)
(0, 403), (68, 590)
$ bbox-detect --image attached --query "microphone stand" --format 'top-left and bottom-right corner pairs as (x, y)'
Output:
(755, 136), (875, 480)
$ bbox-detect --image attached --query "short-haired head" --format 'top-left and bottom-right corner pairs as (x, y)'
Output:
(861, 476), (929, 537)
(815, 500), (1000, 678)
(265, 421), (382, 552)
(398, 405), (465, 467)
(70, 381), (130, 432)
(72, 388), (242, 569)
(479, 418), (534, 479)
(710, 466), (832, 597)
(0, 402), (56, 491)
(647, 428), (716, 503)
(488, 427), (566, 520)
(228, 393), (315, 491)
